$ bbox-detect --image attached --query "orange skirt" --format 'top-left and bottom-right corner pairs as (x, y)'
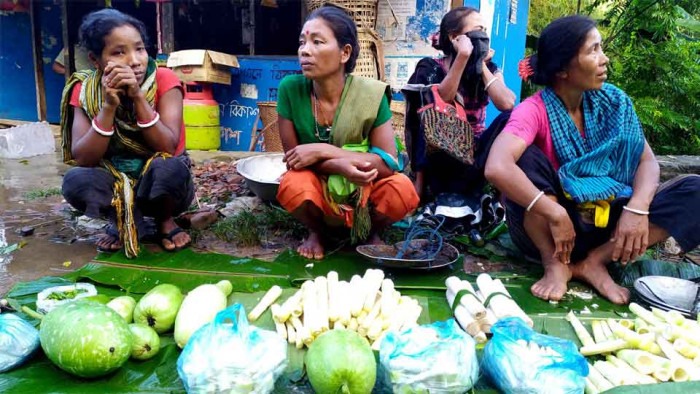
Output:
(276, 169), (419, 226)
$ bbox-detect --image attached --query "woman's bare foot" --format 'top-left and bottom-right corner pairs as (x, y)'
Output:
(96, 233), (122, 251)
(159, 218), (191, 251)
(572, 257), (630, 305)
(298, 231), (324, 260)
(531, 259), (571, 301)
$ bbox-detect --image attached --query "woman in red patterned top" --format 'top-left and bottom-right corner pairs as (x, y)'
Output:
(60, 9), (193, 257)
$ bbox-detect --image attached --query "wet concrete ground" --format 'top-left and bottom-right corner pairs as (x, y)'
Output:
(0, 140), (277, 297)
(0, 153), (97, 296)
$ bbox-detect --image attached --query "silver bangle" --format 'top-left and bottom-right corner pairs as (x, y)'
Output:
(526, 191), (545, 212)
(91, 118), (114, 137)
(484, 77), (499, 91)
(623, 205), (649, 215)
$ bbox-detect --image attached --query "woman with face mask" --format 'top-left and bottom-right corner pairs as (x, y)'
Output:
(405, 7), (516, 201)
(60, 9), (194, 257)
(485, 15), (700, 305)
(275, 6), (419, 260)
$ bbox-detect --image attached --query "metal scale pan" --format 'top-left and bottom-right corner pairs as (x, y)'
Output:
(356, 239), (460, 270)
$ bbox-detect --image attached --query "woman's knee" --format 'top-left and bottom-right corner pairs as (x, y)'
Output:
(277, 169), (324, 211)
(372, 174), (419, 221)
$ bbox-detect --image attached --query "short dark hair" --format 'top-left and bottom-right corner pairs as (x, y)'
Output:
(528, 15), (597, 86)
(306, 5), (359, 74)
(79, 9), (149, 57)
(432, 7), (479, 59)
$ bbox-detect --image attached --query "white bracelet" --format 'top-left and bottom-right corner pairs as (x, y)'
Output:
(623, 205), (650, 215)
(137, 112), (160, 128)
(484, 77), (499, 91)
(526, 191), (545, 212)
(91, 118), (114, 137)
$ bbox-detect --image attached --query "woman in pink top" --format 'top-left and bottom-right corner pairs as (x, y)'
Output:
(485, 16), (700, 304)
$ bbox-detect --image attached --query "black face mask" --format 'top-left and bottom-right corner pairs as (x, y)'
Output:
(464, 31), (490, 75)
(454, 30), (491, 102)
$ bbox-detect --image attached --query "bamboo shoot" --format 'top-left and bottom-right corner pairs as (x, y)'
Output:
(567, 311), (595, 347)
(586, 362), (614, 391)
(248, 285), (282, 322)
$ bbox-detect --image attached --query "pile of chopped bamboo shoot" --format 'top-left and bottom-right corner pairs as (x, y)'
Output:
(567, 303), (700, 393)
(249, 269), (422, 350)
(445, 274), (532, 343)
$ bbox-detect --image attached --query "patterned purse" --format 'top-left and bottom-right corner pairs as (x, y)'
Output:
(417, 85), (475, 164)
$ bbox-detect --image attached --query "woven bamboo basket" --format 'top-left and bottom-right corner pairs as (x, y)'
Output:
(249, 101), (284, 152)
(305, 0), (378, 30)
(354, 28), (384, 80)
(390, 100), (405, 145)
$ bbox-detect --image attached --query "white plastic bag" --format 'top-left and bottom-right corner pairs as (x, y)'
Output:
(177, 304), (287, 393)
(0, 122), (55, 159)
(380, 319), (479, 393)
(36, 283), (98, 314)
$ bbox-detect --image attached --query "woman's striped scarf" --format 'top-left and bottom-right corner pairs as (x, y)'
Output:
(59, 58), (164, 258)
(542, 84), (645, 208)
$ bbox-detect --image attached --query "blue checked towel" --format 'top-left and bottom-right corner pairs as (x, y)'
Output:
(542, 83), (645, 203)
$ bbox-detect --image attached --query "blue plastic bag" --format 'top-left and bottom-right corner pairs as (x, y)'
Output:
(176, 304), (287, 394)
(0, 314), (40, 373)
(380, 319), (479, 393)
(482, 317), (588, 394)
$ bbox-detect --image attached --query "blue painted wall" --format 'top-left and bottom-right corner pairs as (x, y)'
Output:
(213, 57), (301, 151)
(0, 4), (67, 123)
(0, 10), (38, 121)
(464, 0), (529, 125)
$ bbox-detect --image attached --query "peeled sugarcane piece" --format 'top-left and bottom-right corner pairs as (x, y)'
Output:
(327, 271), (340, 322)
(314, 276), (330, 332)
(380, 279), (398, 318)
(586, 361), (614, 391)
(630, 302), (664, 327)
(290, 315), (313, 347)
(617, 349), (658, 375)
(591, 320), (607, 343)
(286, 321), (296, 344)
(363, 269), (384, 312)
(476, 274), (532, 326)
(301, 280), (320, 336)
(648, 353), (693, 382)
(652, 306), (686, 326)
(567, 311), (595, 347)
(608, 319), (655, 352)
(593, 360), (629, 386)
(360, 293), (383, 332)
(337, 281), (352, 325)
(348, 275), (365, 317)
(600, 320), (614, 340)
(619, 319), (634, 330)
(248, 285), (283, 322)
(348, 317), (359, 331)
(674, 338), (700, 359)
(635, 318), (650, 334)
(657, 336), (694, 365)
(580, 339), (628, 356)
(445, 276), (487, 319)
(607, 355), (657, 384)
(584, 378), (600, 394)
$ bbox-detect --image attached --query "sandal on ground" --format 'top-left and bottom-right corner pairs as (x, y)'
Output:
(158, 228), (192, 252)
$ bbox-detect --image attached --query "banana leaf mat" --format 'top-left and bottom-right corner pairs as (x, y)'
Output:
(2, 247), (700, 393)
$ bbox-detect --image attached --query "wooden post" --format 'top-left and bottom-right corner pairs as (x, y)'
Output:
(29, 0), (47, 121)
(249, 0), (255, 55)
(60, 0), (73, 80)
(162, 1), (175, 54)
